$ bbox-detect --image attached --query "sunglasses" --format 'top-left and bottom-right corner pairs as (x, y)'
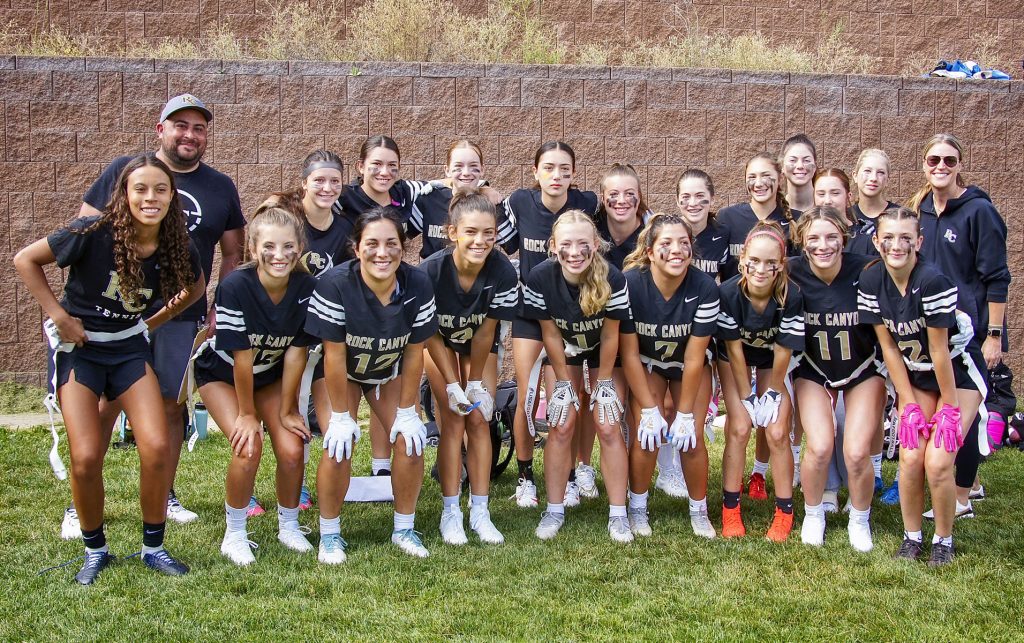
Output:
(925, 155), (959, 168)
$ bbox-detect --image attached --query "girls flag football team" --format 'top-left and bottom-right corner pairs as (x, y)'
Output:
(16, 94), (1010, 584)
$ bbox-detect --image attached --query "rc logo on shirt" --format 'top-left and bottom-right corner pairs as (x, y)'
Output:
(303, 250), (330, 273)
(178, 189), (203, 232)
(944, 229), (957, 243)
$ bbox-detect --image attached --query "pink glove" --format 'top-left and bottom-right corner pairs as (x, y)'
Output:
(898, 403), (929, 450)
(932, 404), (963, 453)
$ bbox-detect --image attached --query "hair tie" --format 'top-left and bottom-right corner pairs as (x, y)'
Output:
(301, 160), (343, 179)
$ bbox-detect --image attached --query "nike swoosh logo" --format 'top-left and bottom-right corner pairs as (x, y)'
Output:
(685, 296), (698, 303)
(712, 236), (723, 242)
(404, 297), (417, 305)
(852, 281), (859, 287)
(483, 285), (493, 290)
(298, 297), (310, 304)
(912, 288), (920, 294)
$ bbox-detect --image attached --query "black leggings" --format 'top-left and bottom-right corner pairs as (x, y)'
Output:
(954, 412), (982, 488)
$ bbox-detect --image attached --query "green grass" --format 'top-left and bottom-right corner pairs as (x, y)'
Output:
(1, 425), (1023, 641)
(0, 381), (47, 414)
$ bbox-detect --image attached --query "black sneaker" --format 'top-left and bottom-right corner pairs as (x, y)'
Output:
(893, 537), (925, 561)
(142, 549), (190, 576)
(75, 550), (113, 585)
(928, 542), (956, 567)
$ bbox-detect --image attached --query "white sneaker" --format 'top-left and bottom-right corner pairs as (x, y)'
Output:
(535, 511), (565, 540)
(655, 470), (688, 499)
(628, 507), (652, 537)
(440, 507), (468, 545)
(576, 463), (599, 499)
(690, 508), (717, 539)
(608, 515), (634, 543)
(923, 501), (974, 520)
(221, 530), (258, 566)
(318, 533), (347, 564)
(848, 518), (873, 552)
(801, 512), (826, 547)
(822, 490), (839, 514)
(166, 491), (199, 524)
(391, 529), (430, 558)
(513, 478), (538, 508)
(61, 505), (82, 541)
(278, 524), (314, 553)
(469, 509), (505, 545)
(564, 481), (581, 508)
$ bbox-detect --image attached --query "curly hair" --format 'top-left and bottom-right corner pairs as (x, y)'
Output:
(81, 153), (194, 308)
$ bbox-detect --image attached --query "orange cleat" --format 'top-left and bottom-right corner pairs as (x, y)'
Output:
(721, 504), (746, 538)
(766, 507), (794, 542)
(746, 473), (768, 500)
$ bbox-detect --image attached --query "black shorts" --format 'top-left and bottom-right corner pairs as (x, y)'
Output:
(194, 349), (283, 391)
(56, 346), (152, 401)
(716, 342), (772, 370)
(907, 347), (986, 393)
(150, 319), (201, 399)
(792, 362), (883, 392)
(511, 317), (543, 342)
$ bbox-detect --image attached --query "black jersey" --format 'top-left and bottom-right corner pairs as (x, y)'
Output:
(333, 180), (429, 226)
(501, 188), (599, 282)
(521, 258), (631, 366)
(302, 213), (355, 277)
(858, 259), (977, 372)
(620, 267), (720, 375)
(692, 222), (730, 280)
(715, 203), (797, 280)
(306, 260), (438, 384)
(716, 275), (805, 369)
(596, 218), (642, 271)
(418, 247), (519, 355)
(47, 216), (201, 352)
(409, 183), (516, 259)
(788, 253), (878, 386)
(196, 267), (317, 383)
(84, 156), (245, 321)
(845, 201), (899, 257)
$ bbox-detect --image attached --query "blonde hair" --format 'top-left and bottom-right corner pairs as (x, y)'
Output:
(851, 148), (890, 203)
(597, 163), (648, 227)
(550, 210), (611, 317)
(907, 134), (967, 213)
(623, 213), (694, 272)
(243, 205), (309, 274)
(446, 139), (484, 166)
(739, 220), (789, 305)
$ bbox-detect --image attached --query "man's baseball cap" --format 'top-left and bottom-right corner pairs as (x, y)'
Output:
(159, 94), (213, 123)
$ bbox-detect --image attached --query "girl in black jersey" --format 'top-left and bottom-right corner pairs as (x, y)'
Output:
(789, 207), (885, 552)
(522, 211), (632, 542)
(306, 207), (438, 562)
(716, 152), (797, 499)
(336, 135), (430, 478)
(716, 221), (804, 542)
(194, 208), (318, 566)
(619, 214), (721, 539)
(677, 169), (728, 281)
(14, 153), (202, 584)
(262, 150), (349, 511)
(420, 190), (519, 546)
(858, 207), (986, 566)
(505, 141), (599, 509)
(409, 139), (508, 259)
(780, 133), (818, 214)
(848, 148), (898, 257)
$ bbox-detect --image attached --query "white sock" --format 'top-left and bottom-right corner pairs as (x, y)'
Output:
(442, 495), (460, 512)
(319, 515), (340, 536)
(394, 511), (415, 532)
(805, 502), (825, 517)
(141, 544), (164, 555)
(905, 530), (923, 543)
(894, 469), (900, 483)
(225, 502), (248, 533)
(85, 544), (109, 554)
(688, 496), (707, 514)
(608, 504), (627, 518)
(849, 506), (870, 524)
(546, 502), (565, 515)
(628, 491), (648, 510)
(278, 504), (300, 530)
(791, 445), (801, 464)
(871, 453), (882, 478)
(932, 533), (953, 546)
(372, 458), (391, 475)
(469, 494), (489, 515)
(752, 459), (769, 477)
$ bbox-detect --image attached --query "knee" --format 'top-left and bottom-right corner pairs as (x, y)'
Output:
(546, 424), (574, 447)
(765, 424), (788, 446)
(900, 448), (925, 471)
(71, 451), (105, 481)
(924, 453), (952, 481)
(844, 445), (870, 470)
(276, 445), (304, 472)
(804, 441), (832, 466)
(726, 421), (751, 445)
(232, 448), (263, 475)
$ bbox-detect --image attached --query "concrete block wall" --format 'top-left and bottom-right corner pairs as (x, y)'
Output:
(1, 57), (1021, 391)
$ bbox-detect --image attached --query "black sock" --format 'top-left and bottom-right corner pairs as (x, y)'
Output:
(142, 521), (166, 548)
(517, 458), (534, 482)
(723, 490), (741, 509)
(82, 524), (106, 549)
(568, 468), (577, 483)
(775, 497), (794, 514)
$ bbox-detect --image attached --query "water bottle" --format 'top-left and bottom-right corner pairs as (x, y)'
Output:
(193, 403), (209, 440)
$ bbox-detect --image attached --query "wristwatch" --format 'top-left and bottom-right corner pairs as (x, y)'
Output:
(987, 326), (1002, 339)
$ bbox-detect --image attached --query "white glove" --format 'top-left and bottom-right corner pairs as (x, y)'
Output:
(465, 380), (494, 421)
(636, 407), (667, 452)
(389, 406), (427, 457)
(324, 411), (360, 462)
(741, 392), (760, 426)
(589, 379), (624, 425)
(446, 382), (473, 416)
(546, 380), (579, 428)
(670, 411), (697, 451)
(756, 389), (782, 427)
